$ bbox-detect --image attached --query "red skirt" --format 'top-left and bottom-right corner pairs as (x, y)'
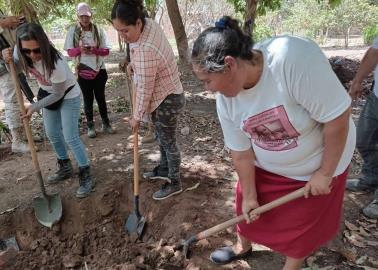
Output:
(236, 166), (348, 259)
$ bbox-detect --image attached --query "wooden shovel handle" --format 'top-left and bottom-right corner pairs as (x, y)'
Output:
(131, 80), (139, 196)
(9, 60), (40, 171)
(9, 59), (47, 196)
(197, 187), (305, 240)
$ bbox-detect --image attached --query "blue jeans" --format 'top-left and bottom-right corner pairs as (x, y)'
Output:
(43, 96), (89, 167)
(356, 90), (378, 195)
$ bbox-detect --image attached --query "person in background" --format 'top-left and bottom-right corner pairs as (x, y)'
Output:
(3, 23), (95, 198)
(64, 2), (114, 138)
(191, 16), (355, 269)
(346, 36), (378, 219)
(0, 12), (29, 153)
(111, 0), (185, 200)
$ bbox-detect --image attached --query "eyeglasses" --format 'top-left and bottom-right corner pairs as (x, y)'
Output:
(21, 48), (41, 55)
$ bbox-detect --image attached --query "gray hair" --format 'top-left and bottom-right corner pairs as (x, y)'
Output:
(191, 16), (254, 73)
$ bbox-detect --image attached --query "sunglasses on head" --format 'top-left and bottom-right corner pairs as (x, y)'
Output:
(21, 48), (41, 55)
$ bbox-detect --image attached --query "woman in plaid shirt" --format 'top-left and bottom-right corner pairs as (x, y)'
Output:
(111, 0), (185, 200)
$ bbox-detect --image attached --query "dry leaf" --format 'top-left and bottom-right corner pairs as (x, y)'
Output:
(361, 267), (378, 270)
(345, 233), (367, 248)
(359, 227), (371, 237)
(356, 255), (368, 265)
(366, 240), (378, 247)
(345, 220), (359, 231)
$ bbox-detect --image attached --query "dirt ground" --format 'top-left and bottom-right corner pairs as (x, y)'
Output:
(0, 49), (377, 270)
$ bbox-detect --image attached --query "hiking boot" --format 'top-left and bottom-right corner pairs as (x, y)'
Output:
(143, 165), (169, 181)
(47, 159), (73, 184)
(363, 199), (378, 219)
(152, 181), (182, 200)
(101, 123), (115, 134)
(76, 166), (95, 198)
(346, 179), (376, 192)
(87, 122), (96, 138)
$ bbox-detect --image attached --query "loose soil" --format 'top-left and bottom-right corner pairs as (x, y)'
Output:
(0, 50), (377, 270)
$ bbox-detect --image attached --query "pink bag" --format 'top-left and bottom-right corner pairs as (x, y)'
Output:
(77, 63), (99, 80)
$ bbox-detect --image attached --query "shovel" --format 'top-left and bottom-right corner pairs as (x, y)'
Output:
(9, 59), (62, 228)
(179, 187), (305, 258)
(125, 79), (146, 237)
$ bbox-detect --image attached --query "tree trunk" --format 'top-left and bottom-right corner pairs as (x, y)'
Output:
(244, 0), (258, 36)
(165, 0), (189, 64)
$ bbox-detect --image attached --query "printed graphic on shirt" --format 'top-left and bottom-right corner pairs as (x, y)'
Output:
(242, 105), (300, 151)
(28, 67), (51, 86)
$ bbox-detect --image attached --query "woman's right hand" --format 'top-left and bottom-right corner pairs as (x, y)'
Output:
(242, 195), (260, 224)
(1, 48), (13, 63)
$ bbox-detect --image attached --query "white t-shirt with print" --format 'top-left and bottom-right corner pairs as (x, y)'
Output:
(64, 25), (111, 71)
(32, 57), (81, 99)
(372, 36), (378, 97)
(217, 36), (356, 181)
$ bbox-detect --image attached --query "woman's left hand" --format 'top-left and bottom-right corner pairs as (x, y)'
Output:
(130, 117), (140, 133)
(20, 105), (33, 121)
(304, 170), (333, 198)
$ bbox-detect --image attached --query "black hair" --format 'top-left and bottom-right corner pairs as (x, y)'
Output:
(191, 16), (254, 73)
(111, 0), (146, 26)
(16, 23), (61, 77)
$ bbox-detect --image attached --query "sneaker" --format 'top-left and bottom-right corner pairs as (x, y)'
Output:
(346, 179), (375, 192)
(102, 123), (115, 134)
(363, 199), (378, 219)
(143, 166), (169, 181)
(152, 182), (182, 200)
(87, 126), (96, 138)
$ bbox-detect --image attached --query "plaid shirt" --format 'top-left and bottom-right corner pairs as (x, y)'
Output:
(130, 18), (183, 121)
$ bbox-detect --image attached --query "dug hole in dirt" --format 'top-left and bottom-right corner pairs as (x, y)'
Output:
(0, 52), (377, 270)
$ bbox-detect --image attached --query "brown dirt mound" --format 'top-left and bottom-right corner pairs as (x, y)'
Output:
(329, 56), (374, 95)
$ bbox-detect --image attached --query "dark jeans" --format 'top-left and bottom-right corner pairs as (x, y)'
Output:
(78, 69), (109, 125)
(357, 89), (378, 197)
(152, 93), (185, 183)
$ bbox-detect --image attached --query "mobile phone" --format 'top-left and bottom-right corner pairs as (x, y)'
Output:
(83, 44), (91, 49)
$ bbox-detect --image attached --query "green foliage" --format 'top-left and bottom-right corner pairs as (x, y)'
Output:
(363, 24), (378, 45)
(226, 0), (281, 17)
(253, 23), (274, 41)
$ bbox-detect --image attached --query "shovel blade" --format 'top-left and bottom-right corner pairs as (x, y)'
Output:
(32, 194), (62, 228)
(125, 213), (146, 237)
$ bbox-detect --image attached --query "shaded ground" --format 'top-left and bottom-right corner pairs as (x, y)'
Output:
(0, 50), (377, 270)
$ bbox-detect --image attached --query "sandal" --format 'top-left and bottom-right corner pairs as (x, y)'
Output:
(209, 246), (252, 265)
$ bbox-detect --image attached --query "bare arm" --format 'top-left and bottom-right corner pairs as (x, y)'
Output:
(304, 108), (350, 197)
(350, 47), (378, 99)
(231, 148), (259, 222)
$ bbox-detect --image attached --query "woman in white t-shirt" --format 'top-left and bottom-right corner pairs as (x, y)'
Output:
(3, 23), (94, 198)
(191, 16), (356, 269)
(64, 2), (113, 138)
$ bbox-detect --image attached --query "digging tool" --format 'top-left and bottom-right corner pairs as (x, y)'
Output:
(9, 59), (62, 228)
(125, 79), (146, 237)
(180, 187), (305, 258)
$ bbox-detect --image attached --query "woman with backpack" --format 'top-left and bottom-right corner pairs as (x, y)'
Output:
(64, 2), (114, 138)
